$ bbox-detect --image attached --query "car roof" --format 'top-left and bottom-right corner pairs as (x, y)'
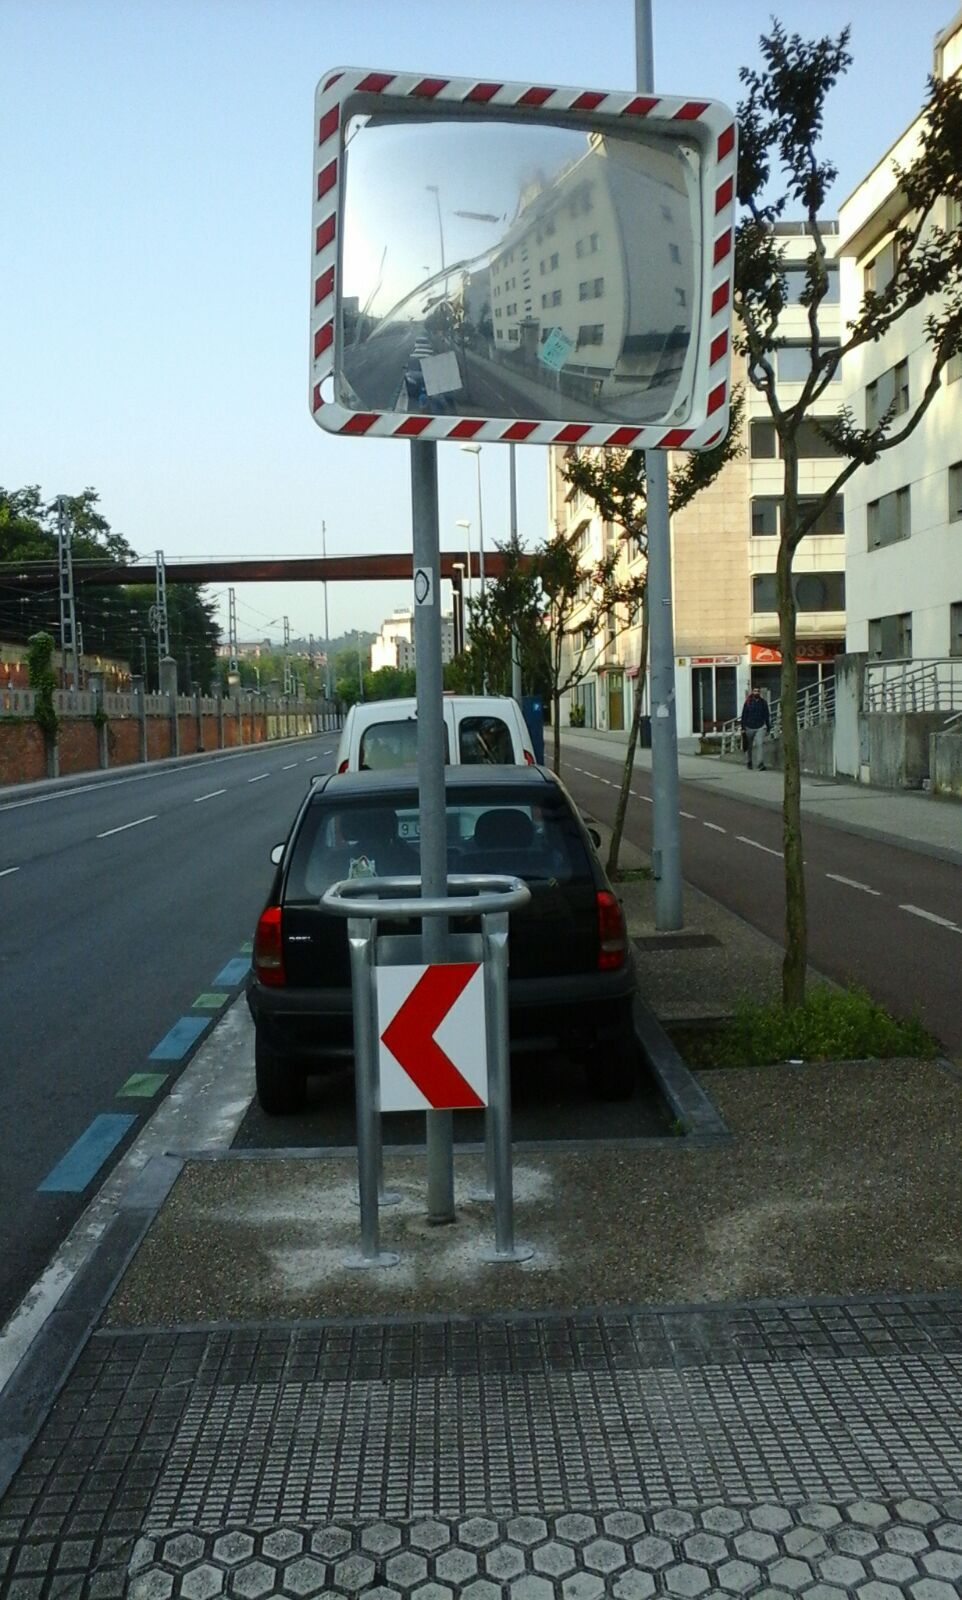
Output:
(312, 767), (559, 801)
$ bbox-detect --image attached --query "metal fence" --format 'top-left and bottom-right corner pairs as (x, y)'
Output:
(718, 676), (836, 757)
(863, 658), (962, 714)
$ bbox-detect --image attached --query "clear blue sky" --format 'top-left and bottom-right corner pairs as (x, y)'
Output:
(2, 0), (953, 646)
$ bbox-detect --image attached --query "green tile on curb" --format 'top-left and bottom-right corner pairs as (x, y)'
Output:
(118, 1072), (168, 1098)
(193, 992), (229, 1009)
(240, 941), (253, 954)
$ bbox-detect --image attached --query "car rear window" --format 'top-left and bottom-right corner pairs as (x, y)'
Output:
(457, 716), (515, 764)
(358, 719), (450, 771)
(284, 788), (592, 903)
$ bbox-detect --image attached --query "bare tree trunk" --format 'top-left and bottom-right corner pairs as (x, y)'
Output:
(606, 601), (650, 880)
(778, 446), (807, 1009)
(552, 688), (562, 773)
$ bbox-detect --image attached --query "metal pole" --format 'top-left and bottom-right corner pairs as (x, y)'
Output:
(636, 0), (683, 930)
(56, 496), (79, 691)
(355, 629), (364, 700)
(411, 440), (455, 1225)
(508, 445), (522, 701)
(474, 452), (488, 692)
(482, 911), (531, 1261)
(345, 918), (398, 1268)
(322, 521), (333, 700)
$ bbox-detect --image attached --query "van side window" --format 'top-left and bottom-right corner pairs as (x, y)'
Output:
(458, 716), (514, 764)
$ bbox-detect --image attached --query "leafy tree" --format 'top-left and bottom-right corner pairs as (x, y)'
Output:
(464, 540), (550, 699)
(562, 392), (744, 877)
(734, 22), (962, 1006)
(26, 631), (58, 747)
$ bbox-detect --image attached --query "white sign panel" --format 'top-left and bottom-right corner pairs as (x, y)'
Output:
(377, 962), (487, 1112)
(538, 327), (574, 373)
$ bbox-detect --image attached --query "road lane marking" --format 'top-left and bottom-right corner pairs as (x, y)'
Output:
(118, 1072), (168, 1098)
(737, 835), (783, 857)
(704, 822), (726, 833)
(148, 1016), (211, 1061)
(193, 788), (226, 803)
(900, 903), (961, 932)
(38, 1115), (137, 1194)
(213, 956), (251, 987)
(193, 991), (229, 1009)
(282, 763), (298, 770)
(0, 866), (19, 877)
(679, 811), (696, 820)
(97, 814), (157, 838)
(248, 773), (269, 783)
(827, 872), (880, 895)
(305, 756), (318, 762)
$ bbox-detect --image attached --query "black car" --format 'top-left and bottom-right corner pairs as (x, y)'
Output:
(247, 767), (636, 1113)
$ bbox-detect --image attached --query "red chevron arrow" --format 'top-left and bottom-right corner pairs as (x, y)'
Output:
(380, 963), (484, 1109)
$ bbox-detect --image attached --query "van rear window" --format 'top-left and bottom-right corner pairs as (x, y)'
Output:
(359, 720), (450, 770)
(458, 716), (514, 764)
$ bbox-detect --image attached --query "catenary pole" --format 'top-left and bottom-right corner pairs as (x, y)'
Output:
(508, 444), (522, 701)
(636, 0), (683, 929)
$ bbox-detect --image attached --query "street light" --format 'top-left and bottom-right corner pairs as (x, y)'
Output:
(455, 518), (473, 635)
(451, 562), (466, 656)
(425, 184), (445, 273)
(355, 629), (364, 701)
(461, 444), (487, 690)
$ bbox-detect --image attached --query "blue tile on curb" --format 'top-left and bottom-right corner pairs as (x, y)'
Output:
(213, 957), (250, 987)
(148, 1015), (210, 1061)
(38, 1114), (137, 1193)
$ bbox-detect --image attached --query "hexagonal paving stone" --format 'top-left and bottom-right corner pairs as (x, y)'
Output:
(129, 1538), (156, 1574)
(783, 1527), (827, 1560)
(605, 1512), (647, 1541)
(934, 1523), (962, 1552)
(583, 1538), (627, 1575)
(436, 1547), (479, 1585)
(509, 1577), (555, 1600)
(701, 1508), (745, 1537)
(485, 1545), (525, 1582)
(819, 1554), (868, 1587)
(385, 1550), (428, 1589)
(261, 1529), (303, 1562)
(533, 1540), (577, 1578)
(562, 1576), (605, 1600)
(857, 1583), (904, 1600)
(654, 1509), (696, 1539)
(664, 1562), (710, 1597)
(923, 1549), (962, 1581)
(363, 1588), (404, 1600)
(310, 1526), (352, 1560)
(910, 1582), (962, 1600)
(799, 1506), (843, 1532)
(409, 1521), (450, 1554)
(716, 1559), (760, 1594)
(556, 1514), (598, 1544)
(613, 1574), (656, 1600)
(683, 1533), (728, 1566)
(897, 1500), (940, 1526)
(768, 1556), (813, 1592)
(130, 1574), (174, 1600)
(836, 1528), (880, 1558)
(231, 1561), (276, 1600)
(180, 1567), (224, 1600)
(750, 1505), (794, 1535)
(734, 1531), (778, 1563)
(460, 1518), (501, 1551)
(871, 1552), (921, 1583)
(411, 1586), (454, 1600)
(461, 1582), (500, 1600)
(333, 1553), (377, 1591)
(212, 1532), (255, 1567)
(507, 1517), (549, 1548)
(632, 1535), (675, 1570)
(884, 1527), (930, 1556)
(802, 1587), (848, 1600)
(162, 1534), (205, 1570)
(362, 1522), (404, 1556)
(283, 1555), (328, 1597)
(847, 1503), (892, 1530)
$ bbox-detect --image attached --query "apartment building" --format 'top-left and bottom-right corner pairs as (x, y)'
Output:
(550, 225), (845, 737)
(838, 9), (962, 664)
(370, 608), (455, 673)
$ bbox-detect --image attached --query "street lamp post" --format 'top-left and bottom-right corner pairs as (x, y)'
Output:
(455, 517), (473, 639)
(321, 520), (333, 700)
(355, 629), (364, 701)
(426, 184), (445, 273)
(461, 444), (487, 689)
(451, 562), (466, 656)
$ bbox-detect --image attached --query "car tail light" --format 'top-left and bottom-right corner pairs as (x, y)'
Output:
(596, 890), (627, 970)
(523, 749), (535, 765)
(337, 758), (349, 773)
(253, 905), (286, 986)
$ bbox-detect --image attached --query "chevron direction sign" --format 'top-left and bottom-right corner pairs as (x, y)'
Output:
(377, 963), (487, 1112)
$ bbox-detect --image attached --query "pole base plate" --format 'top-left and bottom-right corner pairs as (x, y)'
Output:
(343, 1249), (400, 1270)
(481, 1241), (535, 1264)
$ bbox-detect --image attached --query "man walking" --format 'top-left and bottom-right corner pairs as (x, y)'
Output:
(741, 686), (771, 770)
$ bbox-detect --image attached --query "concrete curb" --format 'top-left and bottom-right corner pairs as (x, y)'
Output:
(632, 995), (730, 1141)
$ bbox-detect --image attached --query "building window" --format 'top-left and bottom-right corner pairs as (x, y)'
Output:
(551, 289), (562, 307)
(577, 324), (604, 347)
(750, 422), (778, 459)
(867, 487), (911, 549)
(541, 294), (547, 310)
(866, 360), (909, 429)
(752, 572), (845, 612)
(549, 252), (559, 270)
(868, 612), (912, 659)
(539, 260), (546, 275)
(950, 461), (962, 523)
(776, 341), (841, 382)
(751, 495), (844, 537)
(864, 237), (898, 295)
(507, 328), (519, 342)
(661, 204), (672, 221)
(798, 496), (845, 536)
(951, 601), (962, 659)
(784, 263), (839, 304)
(674, 286), (687, 307)
(669, 242), (681, 264)
(751, 497), (779, 536)
(750, 419), (840, 458)
(578, 278), (604, 301)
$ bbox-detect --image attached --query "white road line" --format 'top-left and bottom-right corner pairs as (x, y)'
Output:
(737, 835), (783, 857)
(826, 872), (879, 895)
(305, 756), (318, 763)
(900, 903), (961, 932)
(97, 814), (157, 839)
(704, 821), (726, 833)
(0, 866), (19, 878)
(0, 743), (326, 814)
(679, 811), (696, 820)
(248, 773), (270, 784)
(193, 789), (227, 804)
(282, 763), (298, 770)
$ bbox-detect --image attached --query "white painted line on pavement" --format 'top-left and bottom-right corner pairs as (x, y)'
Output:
(900, 903), (961, 932)
(826, 872), (879, 895)
(282, 763), (298, 770)
(0, 866), (19, 878)
(248, 773), (270, 784)
(737, 835), (782, 857)
(305, 755), (318, 762)
(704, 821), (726, 833)
(97, 814), (157, 838)
(193, 789), (227, 804)
(679, 811), (696, 820)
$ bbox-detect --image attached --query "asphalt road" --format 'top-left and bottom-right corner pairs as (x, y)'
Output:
(0, 733), (339, 1332)
(342, 325), (417, 409)
(561, 745), (962, 1054)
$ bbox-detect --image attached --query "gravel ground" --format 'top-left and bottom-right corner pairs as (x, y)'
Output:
(107, 1056), (962, 1326)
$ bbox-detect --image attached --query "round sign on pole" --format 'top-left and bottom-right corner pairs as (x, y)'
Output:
(414, 567), (433, 607)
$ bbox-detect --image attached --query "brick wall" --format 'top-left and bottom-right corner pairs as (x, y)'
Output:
(107, 718), (141, 767)
(0, 721), (47, 784)
(58, 720), (100, 776)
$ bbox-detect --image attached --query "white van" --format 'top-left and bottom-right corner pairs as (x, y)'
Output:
(334, 696), (535, 773)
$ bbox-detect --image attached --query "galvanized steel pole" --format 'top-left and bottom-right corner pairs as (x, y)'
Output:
(636, 0), (683, 929)
(508, 444), (522, 702)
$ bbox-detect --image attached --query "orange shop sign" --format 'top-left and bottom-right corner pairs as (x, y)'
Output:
(750, 641), (843, 664)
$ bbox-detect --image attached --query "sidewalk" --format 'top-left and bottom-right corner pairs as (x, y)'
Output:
(1, 815), (961, 1596)
(564, 726), (962, 865)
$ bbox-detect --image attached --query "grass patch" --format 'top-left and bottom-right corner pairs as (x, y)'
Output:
(671, 985), (939, 1068)
(611, 866), (653, 883)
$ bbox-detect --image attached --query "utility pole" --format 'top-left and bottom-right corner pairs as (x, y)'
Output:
(508, 446), (522, 701)
(228, 587), (239, 681)
(321, 520), (332, 699)
(141, 634), (149, 688)
(282, 614), (292, 696)
(636, 0), (683, 930)
(355, 629), (364, 701)
(56, 494), (79, 690)
(151, 550), (170, 688)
